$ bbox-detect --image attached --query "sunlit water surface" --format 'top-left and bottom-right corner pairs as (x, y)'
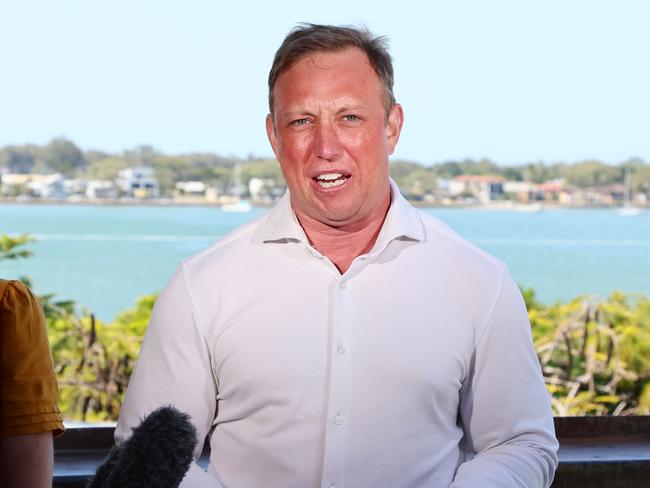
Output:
(1, 204), (649, 321)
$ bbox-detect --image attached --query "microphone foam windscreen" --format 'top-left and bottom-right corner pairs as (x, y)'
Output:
(89, 406), (198, 488)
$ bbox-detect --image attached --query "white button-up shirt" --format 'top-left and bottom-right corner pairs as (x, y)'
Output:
(116, 182), (558, 487)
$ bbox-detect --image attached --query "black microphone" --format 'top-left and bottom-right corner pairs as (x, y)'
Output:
(89, 406), (198, 488)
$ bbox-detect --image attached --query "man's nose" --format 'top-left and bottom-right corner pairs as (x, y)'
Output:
(313, 122), (343, 161)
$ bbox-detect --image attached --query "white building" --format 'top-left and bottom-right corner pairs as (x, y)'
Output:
(86, 180), (117, 199)
(175, 181), (206, 196)
(248, 177), (283, 202)
(1, 173), (32, 197)
(25, 173), (65, 199)
(63, 179), (87, 198)
(503, 181), (543, 202)
(449, 175), (505, 203)
(117, 166), (159, 198)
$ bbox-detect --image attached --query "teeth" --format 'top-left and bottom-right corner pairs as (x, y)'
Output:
(318, 178), (347, 189)
(316, 173), (343, 181)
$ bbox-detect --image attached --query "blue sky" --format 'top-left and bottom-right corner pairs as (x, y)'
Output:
(1, 0), (649, 165)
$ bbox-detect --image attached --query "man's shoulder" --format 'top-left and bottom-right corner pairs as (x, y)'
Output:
(408, 207), (511, 322)
(390, 186), (503, 274)
(415, 208), (505, 271)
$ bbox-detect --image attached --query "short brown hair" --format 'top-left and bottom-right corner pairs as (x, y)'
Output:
(268, 23), (396, 118)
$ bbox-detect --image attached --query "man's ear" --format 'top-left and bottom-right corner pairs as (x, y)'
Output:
(265, 113), (280, 161)
(386, 103), (404, 155)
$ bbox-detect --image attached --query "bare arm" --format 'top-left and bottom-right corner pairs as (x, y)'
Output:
(1, 432), (53, 488)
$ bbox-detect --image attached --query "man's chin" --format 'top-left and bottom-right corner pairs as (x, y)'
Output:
(294, 202), (359, 229)
(313, 207), (365, 228)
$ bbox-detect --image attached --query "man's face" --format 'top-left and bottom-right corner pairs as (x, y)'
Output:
(266, 48), (403, 227)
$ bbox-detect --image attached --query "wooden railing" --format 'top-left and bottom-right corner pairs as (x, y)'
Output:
(53, 416), (650, 487)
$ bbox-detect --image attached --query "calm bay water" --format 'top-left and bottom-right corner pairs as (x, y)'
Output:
(1, 203), (649, 322)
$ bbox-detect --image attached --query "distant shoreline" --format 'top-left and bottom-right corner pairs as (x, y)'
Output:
(1, 197), (647, 211)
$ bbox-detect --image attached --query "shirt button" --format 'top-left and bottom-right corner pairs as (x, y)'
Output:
(340, 282), (348, 289)
(337, 344), (346, 354)
(329, 484), (336, 488)
(334, 414), (344, 425)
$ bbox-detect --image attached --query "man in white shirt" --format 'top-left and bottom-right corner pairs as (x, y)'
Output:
(116, 24), (558, 487)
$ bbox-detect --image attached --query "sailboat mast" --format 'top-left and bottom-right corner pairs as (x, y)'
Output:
(623, 167), (630, 208)
(231, 162), (242, 199)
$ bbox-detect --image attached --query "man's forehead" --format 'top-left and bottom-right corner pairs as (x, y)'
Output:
(270, 46), (389, 119)
(294, 47), (370, 68)
(280, 47), (374, 79)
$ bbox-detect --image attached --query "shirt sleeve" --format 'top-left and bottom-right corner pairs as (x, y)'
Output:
(0, 280), (65, 437)
(114, 266), (223, 487)
(451, 266), (559, 488)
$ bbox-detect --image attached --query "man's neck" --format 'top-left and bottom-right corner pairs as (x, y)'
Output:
(295, 194), (391, 274)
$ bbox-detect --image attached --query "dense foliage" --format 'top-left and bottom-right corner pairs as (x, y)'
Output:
(524, 289), (650, 416)
(44, 293), (155, 421)
(2, 234), (649, 420)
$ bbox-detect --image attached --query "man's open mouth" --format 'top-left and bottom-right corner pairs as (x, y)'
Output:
(313, 172), (351, 189)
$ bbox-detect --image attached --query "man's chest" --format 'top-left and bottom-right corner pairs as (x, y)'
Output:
(205, 261), (476, 421)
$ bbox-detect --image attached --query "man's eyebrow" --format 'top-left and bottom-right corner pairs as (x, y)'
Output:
(335, 105), (366, 114)
(279, 104), (367, 119)
(278, 109), (314, 119)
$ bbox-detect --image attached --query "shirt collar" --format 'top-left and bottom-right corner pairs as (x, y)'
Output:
(253, 178), (425, 246)
(252, 189), (308, 244)
(374, 178), (425, 248)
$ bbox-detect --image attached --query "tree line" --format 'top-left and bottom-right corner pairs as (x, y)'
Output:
(2, 138), (650, 196)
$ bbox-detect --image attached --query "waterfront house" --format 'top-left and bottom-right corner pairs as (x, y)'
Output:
(24, 173), (65, 199)
(173, 181), (214, 202)
(593, 184), (625, 205)
(63, 178), (87, 200)
(248, 177), (284, 203)
(1, 172), (68, 199)
(538, 179), (566, 202)
(175, 181), (207, 197)
(86, 180), (117, 199)
(449, 175), (504, 203)
(503, 181), (543, 202)
(0, 173), (33, 197)
(116, 166), (159, 198)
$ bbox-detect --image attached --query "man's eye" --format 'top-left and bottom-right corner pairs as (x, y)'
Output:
(343, 114), (361, 122)
(290, 118), (309, 126)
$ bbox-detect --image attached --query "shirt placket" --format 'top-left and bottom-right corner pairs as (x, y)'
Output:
(319, 256), (369, 488)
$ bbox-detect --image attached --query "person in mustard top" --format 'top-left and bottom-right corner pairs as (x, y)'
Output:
(0, 279), (64, 488)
